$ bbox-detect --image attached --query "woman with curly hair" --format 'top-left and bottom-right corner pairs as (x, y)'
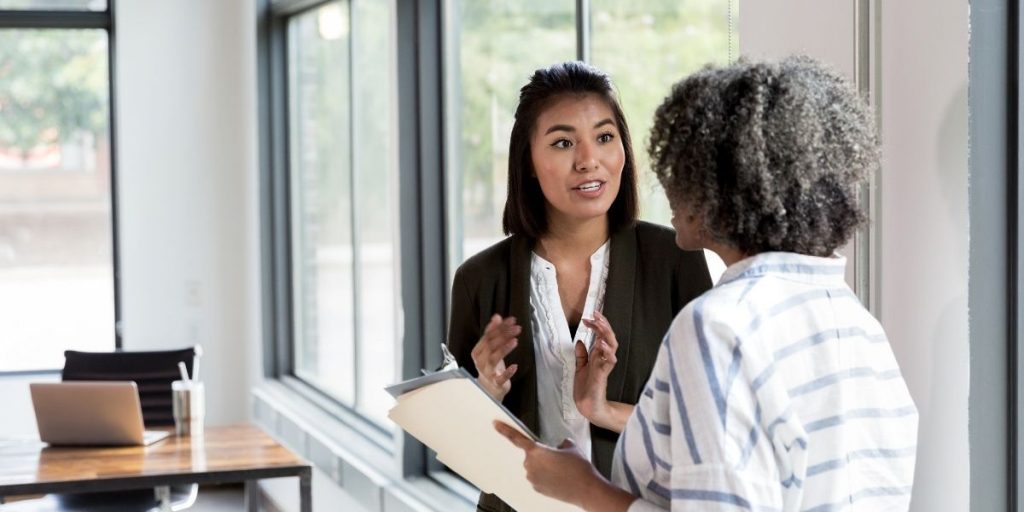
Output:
(497, 57), (918, 512)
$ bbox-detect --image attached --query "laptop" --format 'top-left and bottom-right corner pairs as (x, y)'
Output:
(30, 381), (170, 446)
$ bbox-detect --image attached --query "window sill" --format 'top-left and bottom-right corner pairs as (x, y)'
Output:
(252, 380), (476, 512)
(0, 369), (61, 378)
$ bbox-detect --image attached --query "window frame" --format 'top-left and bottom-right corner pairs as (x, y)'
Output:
(0, 1), (122, 375)
(259, 0), (424, 454)
(259, 0), (745, 506)
(967, 0), (1022, 509)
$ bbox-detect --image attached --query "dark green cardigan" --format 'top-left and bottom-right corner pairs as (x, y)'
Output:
(447, 221), (712, 512)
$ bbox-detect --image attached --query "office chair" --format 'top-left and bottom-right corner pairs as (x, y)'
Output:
(0, 348), (200, 512)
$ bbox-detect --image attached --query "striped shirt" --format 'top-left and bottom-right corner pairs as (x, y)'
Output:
(610, 252), (918, 512)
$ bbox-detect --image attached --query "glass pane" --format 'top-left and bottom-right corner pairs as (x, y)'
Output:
(591, 0), (737, 227)
(0, 0), (106, 10)
(590, 0), (736, 281)
(0, 29), (114, 371)
(288, 1), (356, 405)
(444, 0), (576, 271)
(353, 0), (398, 426)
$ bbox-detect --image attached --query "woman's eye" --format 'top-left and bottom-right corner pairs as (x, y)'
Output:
(551, 139), (572, 149)
(598, 133), (615, 143)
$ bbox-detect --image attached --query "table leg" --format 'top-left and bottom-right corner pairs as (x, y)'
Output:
(244, 480), (260, 512)
(299, 469), (312, 512)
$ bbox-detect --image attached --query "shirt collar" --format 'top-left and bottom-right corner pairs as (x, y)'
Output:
(531, 239), (610, 268)
(717, 251), (848, 287)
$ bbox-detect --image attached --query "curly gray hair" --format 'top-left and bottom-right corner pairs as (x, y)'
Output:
(648, 56), (878, 257)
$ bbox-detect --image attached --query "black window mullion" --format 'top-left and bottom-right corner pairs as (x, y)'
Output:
(265, 4), (294, 379)
(575, 0), (590, 62)
(395, 0), (447, 479)
(257, 0), (280, 378)
(0, 9), (108, 29)
(1014, 0), (1023, 506)
(106, 0), (120, 349)
(969, 0), (1017, 509)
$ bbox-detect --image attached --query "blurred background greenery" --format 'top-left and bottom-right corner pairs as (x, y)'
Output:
(447, 0), (738, 265)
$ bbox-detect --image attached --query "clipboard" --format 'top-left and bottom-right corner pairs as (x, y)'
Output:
(386, 370), (581, 511)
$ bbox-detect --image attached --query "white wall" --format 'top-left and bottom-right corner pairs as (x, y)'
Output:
(739, 0), (855, 78)
(877, 1), (969, 510)
(739, 1), (970, 510)
(115, 0), (261, 426)
(0, 374), (58, 439)
(0, 0), (261, 439)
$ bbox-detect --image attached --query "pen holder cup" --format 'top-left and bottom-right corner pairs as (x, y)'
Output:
(171, 380), (205, 437)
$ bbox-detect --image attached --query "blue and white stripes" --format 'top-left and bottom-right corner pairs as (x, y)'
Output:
(611, 252), (918, 512)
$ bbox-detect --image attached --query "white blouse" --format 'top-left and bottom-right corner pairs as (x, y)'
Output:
(529, 241), (610, 456)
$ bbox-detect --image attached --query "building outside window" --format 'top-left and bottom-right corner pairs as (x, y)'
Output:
(0, 0), (117, 372)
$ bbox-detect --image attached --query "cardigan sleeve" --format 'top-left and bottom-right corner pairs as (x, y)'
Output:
(447, 265), (482, 377)
(674, 250), (713, 311)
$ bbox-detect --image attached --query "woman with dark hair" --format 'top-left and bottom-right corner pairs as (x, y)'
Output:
(496, 57), (918, 511)
(447, 61), (712, 512)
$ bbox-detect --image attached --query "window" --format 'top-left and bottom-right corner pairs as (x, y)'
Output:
(0, 6), (117, 372)
(443, 0), (577, 268)
(445, 0), (736, 278)
(259, 0), (734, 505)
(590, 0), (738, 227)
(283, 0), (400, 427)
(0, 0), (105, 10)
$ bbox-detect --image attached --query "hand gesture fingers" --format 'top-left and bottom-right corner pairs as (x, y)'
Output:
(474, 316), (514, 351)
(471, 315), (502, 359)
(494, 420), (535, 452)
(593, 340), (617, 371)
(493, 363), (519, 387)
(472, 316), (519, 362)
(471, 315), (520, 400)
(582, 310), (618, 352)
(574, 340), (588, 372)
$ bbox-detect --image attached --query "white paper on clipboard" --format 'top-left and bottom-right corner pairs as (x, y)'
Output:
(387, 371), (581, 512)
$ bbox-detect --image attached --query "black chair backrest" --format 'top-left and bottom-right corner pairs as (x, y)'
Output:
(62, 348), (196, 427)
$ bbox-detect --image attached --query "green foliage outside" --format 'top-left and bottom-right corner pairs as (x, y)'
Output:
(0, 29), (108, 160)
(592, 0), (737, 224)
(451, 0), (737, 257)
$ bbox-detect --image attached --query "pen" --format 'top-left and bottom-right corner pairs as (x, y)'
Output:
(178, 361), (190, 383)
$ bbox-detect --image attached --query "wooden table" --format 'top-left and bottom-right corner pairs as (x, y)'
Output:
(0, 424), (312, 512)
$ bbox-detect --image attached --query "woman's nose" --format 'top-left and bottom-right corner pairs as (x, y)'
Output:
(574, 142), (597, 172)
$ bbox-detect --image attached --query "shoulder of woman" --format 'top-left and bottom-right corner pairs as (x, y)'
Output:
(453, 235), (520, 283)
(667, 292), (742, 350)
(631, 221), (677, 252)
(631, 220), (704, 265)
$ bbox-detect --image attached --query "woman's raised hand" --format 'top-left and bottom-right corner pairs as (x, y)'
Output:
(575, 310), (632, 432)
(471, 314), (521, 401)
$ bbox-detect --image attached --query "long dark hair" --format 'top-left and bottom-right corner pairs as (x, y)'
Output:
(502, 61), (639, 237)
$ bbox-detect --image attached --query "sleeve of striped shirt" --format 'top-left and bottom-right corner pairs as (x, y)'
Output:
(622, 301), (785, 511)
